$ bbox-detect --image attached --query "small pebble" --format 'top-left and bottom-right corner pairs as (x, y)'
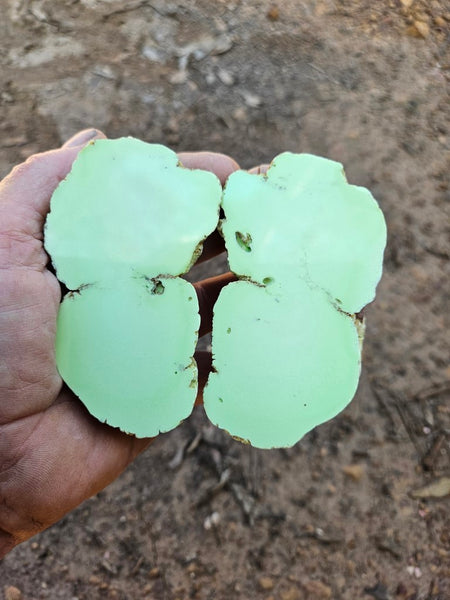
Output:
(281, 586), (301, 600)
(258, 576), (274, 590)
(303, 579), (332, 599)
(169, 70), (188, 85)
(241, 91), (262, 108)
(203, 512), (220, 530)
(415, 20), (430, 37)
(4, 586), (23, 600)
(267, 6), (279, 21)
(232, 107), (247, 121)
(217, 69), (234, 86)
(342, 464), (364, 481)
(411, 20), (430, 38)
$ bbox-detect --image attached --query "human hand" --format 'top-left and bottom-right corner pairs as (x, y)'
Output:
(0, 129), (239, 556)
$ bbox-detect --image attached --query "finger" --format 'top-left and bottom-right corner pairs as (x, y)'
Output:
(178, 151), (240, 186)
(195, 350), (212, 406)
(197, 162), (271, 262)
(248, 164), (270, 175)
(197, 229), (225, 264)
(0, 528), (16, 559)
(0, 132), (105, 237)
(62, 128), (106, 148)
(177, 153), (239, 263)
(0, 147), (92, 272)
(0, 147), (83, 222)
(194, 272), (237, 337)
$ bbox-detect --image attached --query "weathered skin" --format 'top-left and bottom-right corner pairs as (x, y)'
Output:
(0, 127), (238, 554)
(45, 138), (222, 437)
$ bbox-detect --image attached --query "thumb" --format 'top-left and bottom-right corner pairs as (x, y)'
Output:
(62, 128), (106, 148)
(248, 164), (270, 175)
(0, 131), (105, 239)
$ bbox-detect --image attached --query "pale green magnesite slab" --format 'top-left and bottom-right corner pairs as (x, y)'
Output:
(45, 137), (222, 437)
(204, 280), (360, 448)
(45, 138), (222, 290)
(204, 153), (386, 449)
(56, 278), (198, 437)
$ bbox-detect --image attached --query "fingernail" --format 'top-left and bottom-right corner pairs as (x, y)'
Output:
(63, 129), (101, 148)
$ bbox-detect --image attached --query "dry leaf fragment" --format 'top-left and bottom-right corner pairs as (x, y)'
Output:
(267, 6), (280, 21)
(259, 577), (274, 590)
(303, 580), (332, 598)
(342, 464), (364, 481)
(434, 16), (446, 28)
(413, 20), (430, 38)
(4, 587), (23, 600)
(281, 587), (301, 600)
(411, 477), (450, 499)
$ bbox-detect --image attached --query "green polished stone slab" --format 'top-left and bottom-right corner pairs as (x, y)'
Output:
(45, 137), (222, 436)
(45, 138), (222, 289)
(220, 153), (386, 313)
(56, 278), (199, 437)
(204, 153), (386, 448)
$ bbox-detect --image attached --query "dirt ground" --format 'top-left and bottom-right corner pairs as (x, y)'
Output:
(1, 1), (449, 599)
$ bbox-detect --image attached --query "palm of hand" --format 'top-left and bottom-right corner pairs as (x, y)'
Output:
(0, 143), (153, 557)
(0, 134), (238, 555)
